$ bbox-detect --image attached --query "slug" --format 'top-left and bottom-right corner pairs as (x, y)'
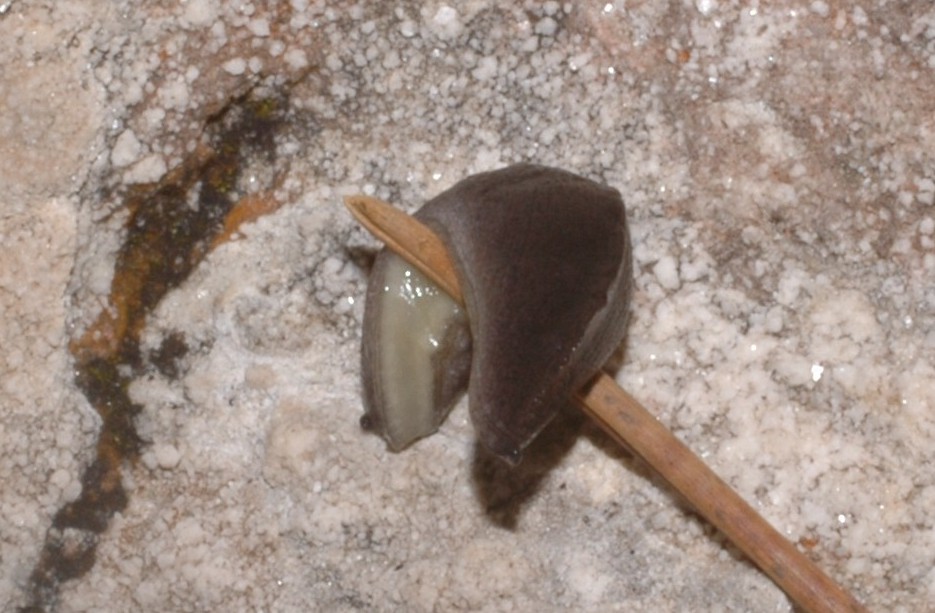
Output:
(361, 163), (632, 464)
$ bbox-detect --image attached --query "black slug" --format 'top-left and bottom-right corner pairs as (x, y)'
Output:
(361, 163), (632, 464)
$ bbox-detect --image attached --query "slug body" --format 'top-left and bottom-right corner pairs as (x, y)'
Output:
(360, 253), (472, 449)
(361, 164), (632, 464)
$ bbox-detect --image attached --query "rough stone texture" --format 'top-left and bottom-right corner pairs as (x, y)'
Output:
(2, 0), (933, 610)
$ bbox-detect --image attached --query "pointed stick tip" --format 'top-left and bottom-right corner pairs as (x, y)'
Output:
(342, 194), (370, 223)
(342, 194), (464, 302)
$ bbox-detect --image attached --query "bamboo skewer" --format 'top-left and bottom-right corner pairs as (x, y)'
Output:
(345, 194), (868, 613)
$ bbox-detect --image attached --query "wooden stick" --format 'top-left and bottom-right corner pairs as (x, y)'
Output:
(344, 194), (868, 613)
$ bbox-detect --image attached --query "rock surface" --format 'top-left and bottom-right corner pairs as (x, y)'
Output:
(2, 1), (933, 610)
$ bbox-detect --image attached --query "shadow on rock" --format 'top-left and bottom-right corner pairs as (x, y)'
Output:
(470, 401), (587, 529)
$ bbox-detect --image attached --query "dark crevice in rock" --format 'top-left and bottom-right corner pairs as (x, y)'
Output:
(21, 90), (290, 613)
